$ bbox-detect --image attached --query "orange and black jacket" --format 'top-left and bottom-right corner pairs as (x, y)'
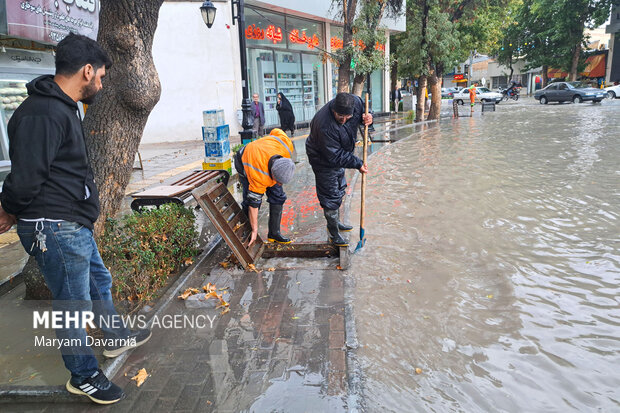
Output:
(238, 128), (293, 206)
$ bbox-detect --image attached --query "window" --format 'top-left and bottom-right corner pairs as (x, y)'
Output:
(245, 8), (287, 49)
(247, 48), (278, 126)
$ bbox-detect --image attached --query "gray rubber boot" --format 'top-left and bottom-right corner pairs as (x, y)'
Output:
(267, 204), (291, 244)
(324, 209), (348, 246)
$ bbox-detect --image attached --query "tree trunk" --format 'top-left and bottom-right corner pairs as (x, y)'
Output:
(352, 73), (365, 96)
(427, 71), (442, 120)
(84, 0), (165, 236)
(570, 43), (581, 81)
(337, 0), (358, 93)
(542, 65), (548, 88)
(415, 76), (427, 122)
(509, 62), (514, 81)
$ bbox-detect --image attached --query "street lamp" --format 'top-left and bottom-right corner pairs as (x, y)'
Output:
(200, 0), (217, 28)
(200, 0), (256, 143)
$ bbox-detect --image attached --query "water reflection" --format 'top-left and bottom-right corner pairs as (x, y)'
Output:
(349, 100), (620, 411)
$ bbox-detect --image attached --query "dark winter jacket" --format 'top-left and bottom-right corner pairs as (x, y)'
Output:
(276, 93), (295, 132)
(0, 75), (100, 229)
(305, 96), (364, 171)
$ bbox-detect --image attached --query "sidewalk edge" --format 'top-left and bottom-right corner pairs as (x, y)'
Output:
(0, 234), (223, 404)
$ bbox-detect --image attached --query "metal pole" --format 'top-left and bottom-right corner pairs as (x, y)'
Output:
(234, 0), (255, 143)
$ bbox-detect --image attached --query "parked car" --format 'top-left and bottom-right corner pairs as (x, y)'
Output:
(603, 83), (620, 99)
(441, 87), (459, 98)
(534, 81), (606, 104)
(453, 87), (503, 105)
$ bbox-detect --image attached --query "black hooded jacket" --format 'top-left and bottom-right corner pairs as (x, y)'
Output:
(305, 96), (364, 171)
(0, 75), (100, 229)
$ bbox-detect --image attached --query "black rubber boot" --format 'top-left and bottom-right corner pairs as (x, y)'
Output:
(324, 209), (348, 246)
(338, 221), (353, 232)
(267, 204), (291, 244)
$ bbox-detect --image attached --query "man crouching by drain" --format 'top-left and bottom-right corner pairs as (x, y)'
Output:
(234, 128), (296, 247)
(0, 33), (150, 405)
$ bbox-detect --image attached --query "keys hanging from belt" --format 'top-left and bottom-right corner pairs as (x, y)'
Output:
(31, 221), (47, 253)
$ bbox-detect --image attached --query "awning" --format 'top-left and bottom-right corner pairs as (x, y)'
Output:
(547, 68), (568, 78)
(580, 54), (606, 78)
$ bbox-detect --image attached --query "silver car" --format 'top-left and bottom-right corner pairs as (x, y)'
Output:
(534, 81), (606, 104)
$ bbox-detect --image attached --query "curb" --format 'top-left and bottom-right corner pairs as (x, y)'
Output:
(0, 233), (224, 404)
(341, 118), (435, 412)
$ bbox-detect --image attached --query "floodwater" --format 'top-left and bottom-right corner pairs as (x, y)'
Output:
(348, 99), (620, 412)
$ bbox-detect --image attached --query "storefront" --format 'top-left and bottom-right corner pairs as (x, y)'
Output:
(244, 6), (327, 126)
(328, 25), (385, 113)
(0, 0), (99, 181)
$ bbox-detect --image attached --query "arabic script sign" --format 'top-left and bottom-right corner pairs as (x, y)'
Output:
(5, 0), (99, 45)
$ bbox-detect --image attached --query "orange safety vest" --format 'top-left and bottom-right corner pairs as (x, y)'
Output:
(241, 128), (294, 194)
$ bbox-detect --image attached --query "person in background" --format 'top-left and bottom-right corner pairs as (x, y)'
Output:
(233, 128), (295, 246)
(305, 92), (372, 247)
(0, 33), (150, 405)
(468, 83), (478, 108)
(276, 92), (295, 137)
(250, 93), (265, 136)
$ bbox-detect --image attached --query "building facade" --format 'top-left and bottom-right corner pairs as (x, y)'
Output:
(142, 0), (405, 143)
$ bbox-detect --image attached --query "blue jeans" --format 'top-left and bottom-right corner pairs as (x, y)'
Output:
(17, 220), (130, 381)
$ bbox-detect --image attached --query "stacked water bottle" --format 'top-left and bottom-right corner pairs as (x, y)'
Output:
(202, 109), (232, 173)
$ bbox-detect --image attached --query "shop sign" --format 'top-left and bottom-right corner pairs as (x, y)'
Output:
(4, 0), (99, 45)
(330, 36), (385, 52)
(245, 23), (322, 49)
(289, 29), (319, 49)
(245, 24), (283, 44)
(454, 74), (464, 80)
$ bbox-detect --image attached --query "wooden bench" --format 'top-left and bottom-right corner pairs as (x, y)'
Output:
(130, 170), (229, 212)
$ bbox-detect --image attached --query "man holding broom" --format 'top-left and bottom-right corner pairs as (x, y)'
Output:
(305, 92), (372, 246)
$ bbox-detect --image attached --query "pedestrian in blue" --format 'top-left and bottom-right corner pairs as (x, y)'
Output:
(0, 33), (150, 405)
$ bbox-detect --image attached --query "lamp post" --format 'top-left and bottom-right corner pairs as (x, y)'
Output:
(201, 0), (255, 143)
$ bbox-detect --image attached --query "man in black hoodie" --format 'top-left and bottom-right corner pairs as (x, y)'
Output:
(306, 92), (372, 246)
(0, 33), (149, 405)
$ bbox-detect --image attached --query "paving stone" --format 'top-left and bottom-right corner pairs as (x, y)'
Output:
(172, 384), (203, 411)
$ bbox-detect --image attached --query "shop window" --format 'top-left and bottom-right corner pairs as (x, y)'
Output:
(245, 8), (287, 49)
(285, 16), (324, 52)
(301, 53), (325, 120)
(247, 48), (278, 126)
(275, 51), (303, 122)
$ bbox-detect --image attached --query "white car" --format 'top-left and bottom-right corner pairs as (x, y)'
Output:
(604, 84), (620, 99)
(453, 87), (503, 105)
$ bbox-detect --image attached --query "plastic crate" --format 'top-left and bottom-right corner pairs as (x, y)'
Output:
(216, 109), (225, 126)
(202, 157), (232, 174)
(203, 110), (217, 127)
(202, 125), (230, 142)
(204, 140), (230, 158)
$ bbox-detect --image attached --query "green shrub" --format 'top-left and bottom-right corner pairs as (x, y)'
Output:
(99, 203), (199, 303)
(232, 143), (246, 155)
(404, 110), (415, 122)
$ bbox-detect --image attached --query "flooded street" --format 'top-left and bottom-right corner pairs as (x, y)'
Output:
(349, 99), (620, 412)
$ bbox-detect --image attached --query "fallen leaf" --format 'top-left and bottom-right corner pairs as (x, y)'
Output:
(203, 283), (217, 293)
(415, 368), (423, 375)
(219, 261), (230, 268)
(248, 264), (260, 273)
(268, 267), (276, 271)
(380, 313), (384, 317)
(487, 294), (494, 299)
(206, 400), (213, 406)
(131, 368), (149, 387)
(336, 265), (343, 270)
(407, 279), (412, 283)
(183, 258), (193, 266)
(291, 316), (300, 320)
(220, 307), (230, 315)
(177, 288), (199, 300)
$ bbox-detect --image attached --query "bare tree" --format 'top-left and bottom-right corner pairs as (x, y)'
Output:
(84, 0), (165, 236)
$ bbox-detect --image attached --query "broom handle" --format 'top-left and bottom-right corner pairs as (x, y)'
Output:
(360, 95), (369, 231)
